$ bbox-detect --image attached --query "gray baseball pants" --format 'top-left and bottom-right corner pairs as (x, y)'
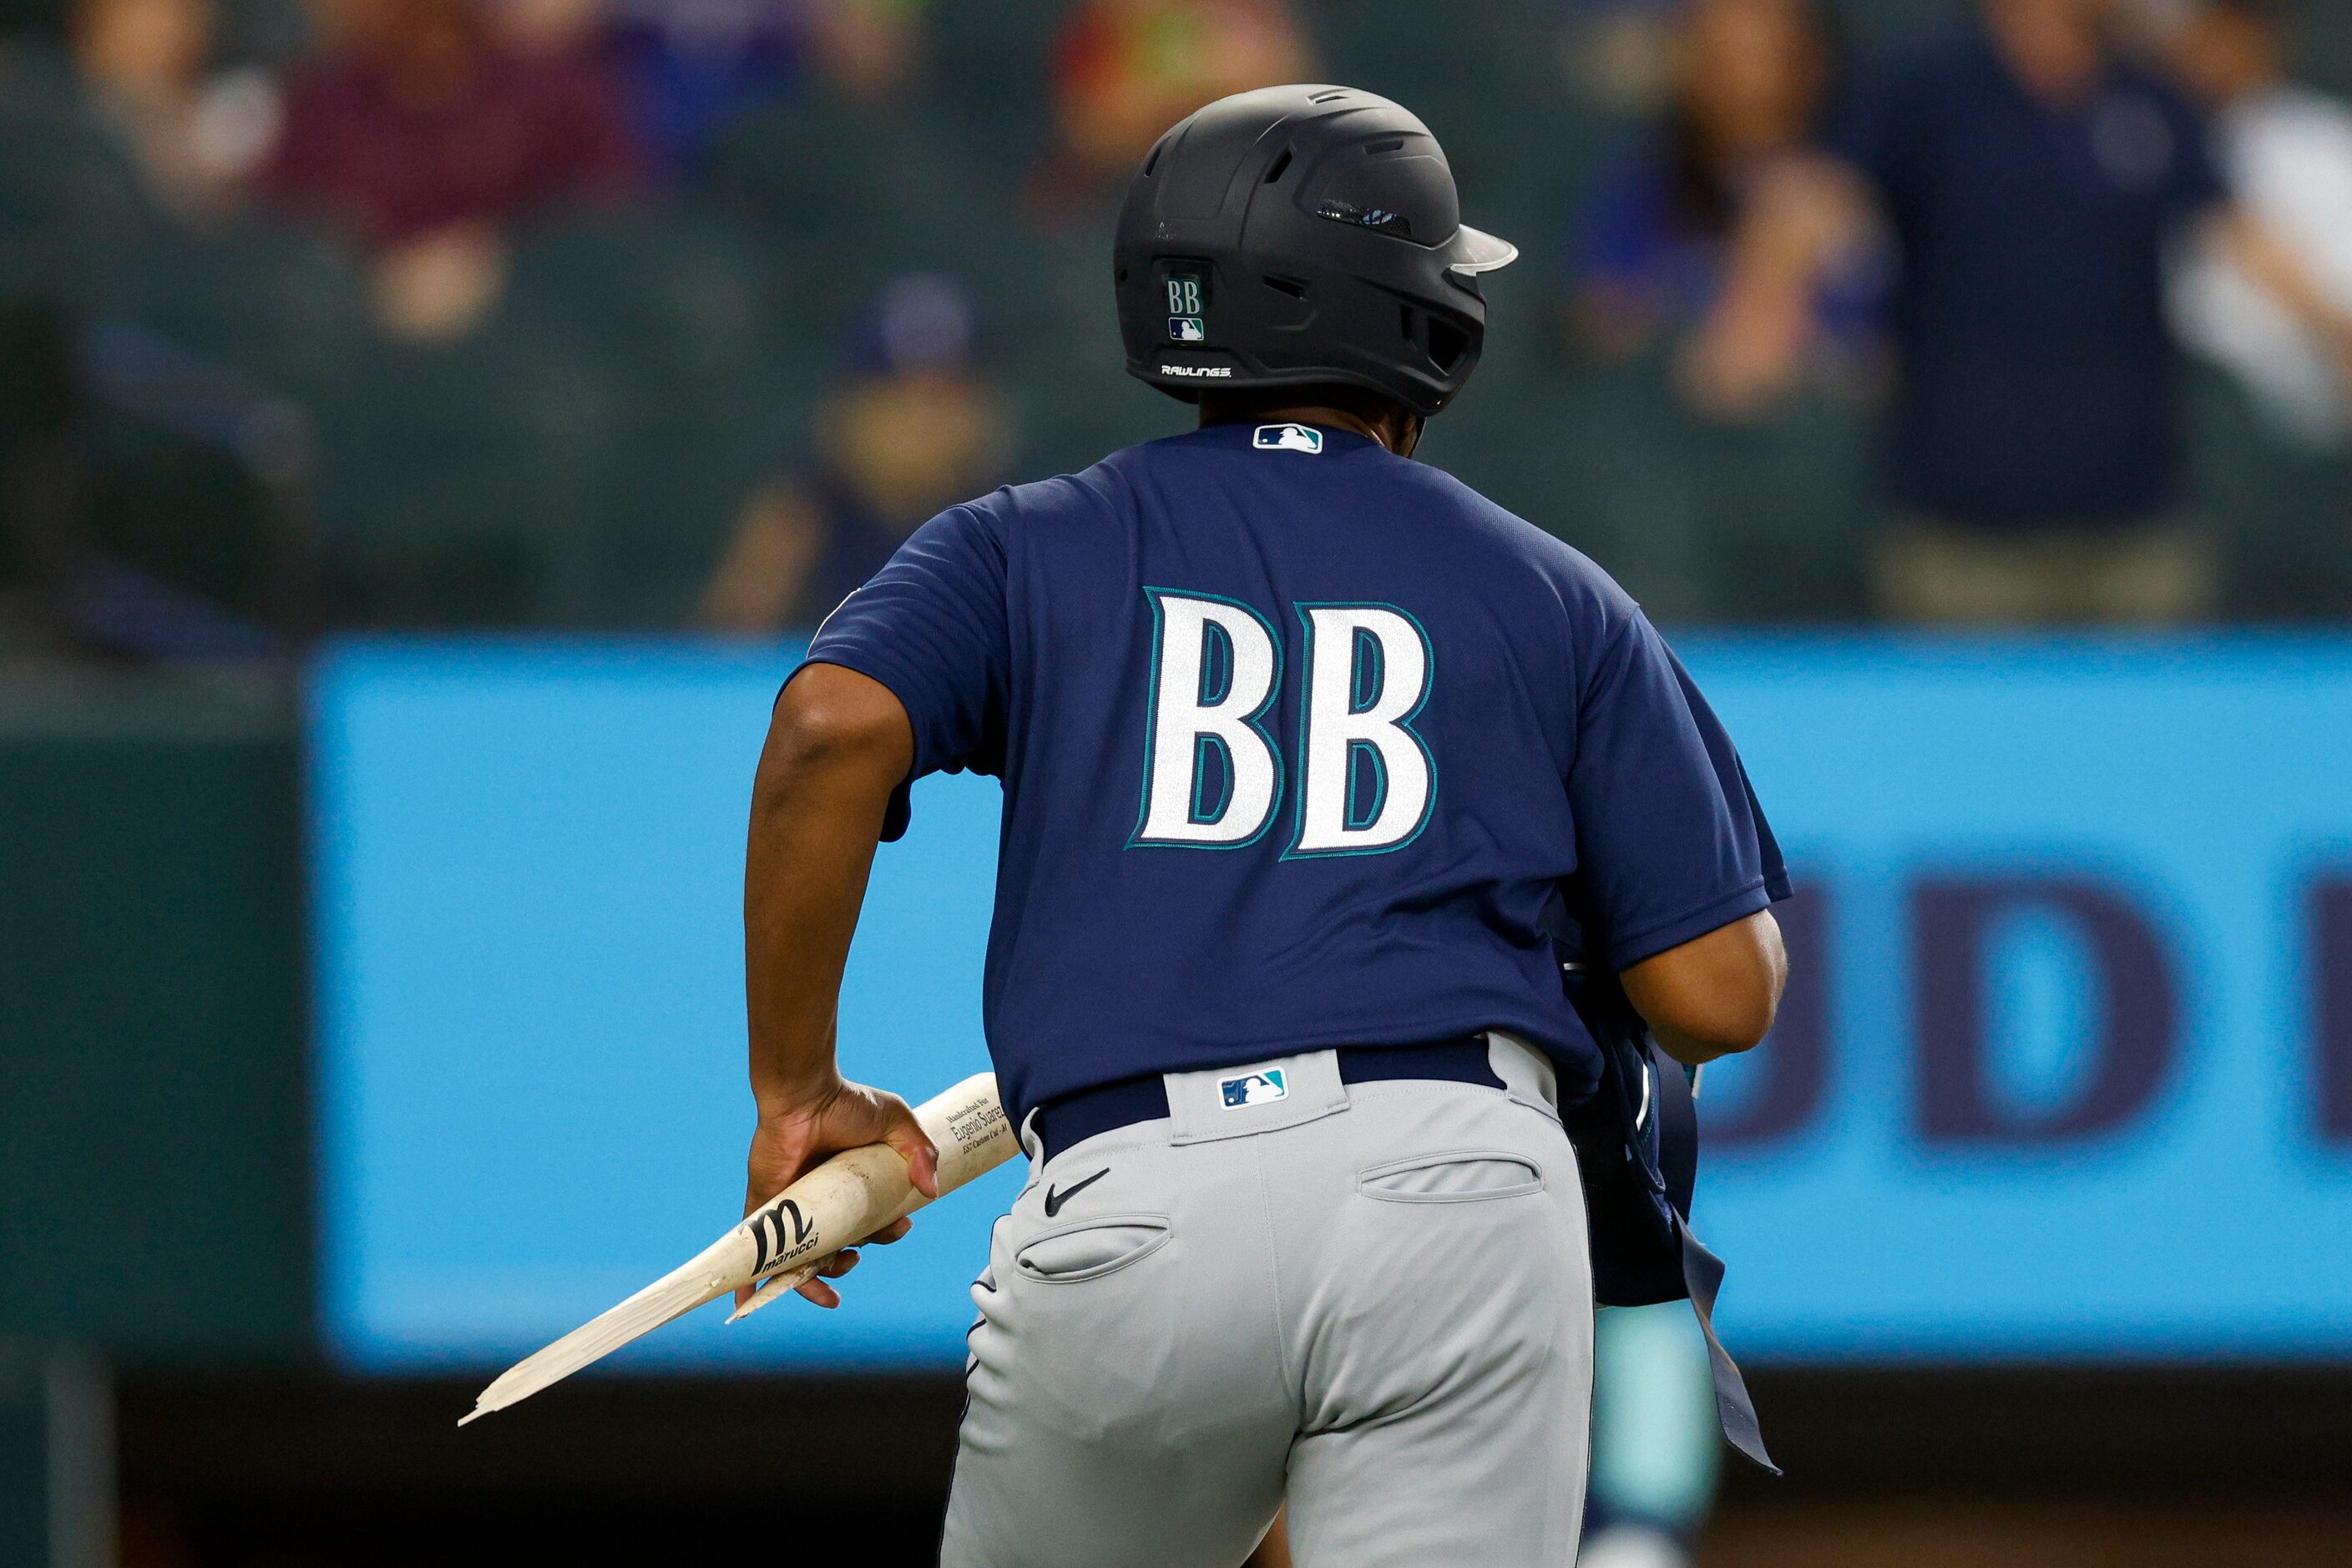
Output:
(941, 1033), (1594, 1567)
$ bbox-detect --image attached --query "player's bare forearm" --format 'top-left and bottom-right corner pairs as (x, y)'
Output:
(745, 662), (911, 1106)
(740, 661), (937, 1303)
(1621, 908), (1788, 1066)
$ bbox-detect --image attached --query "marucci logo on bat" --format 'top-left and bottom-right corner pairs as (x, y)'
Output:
(748, 1196), (817, 1273)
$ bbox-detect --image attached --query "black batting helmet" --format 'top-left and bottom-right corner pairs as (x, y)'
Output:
(1114, 84), (1517, 419)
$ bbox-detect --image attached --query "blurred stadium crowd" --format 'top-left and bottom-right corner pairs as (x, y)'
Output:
(3, 0), (2352, 646)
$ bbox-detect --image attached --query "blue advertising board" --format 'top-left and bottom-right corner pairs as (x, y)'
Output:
(310, 635), (2352, 1371)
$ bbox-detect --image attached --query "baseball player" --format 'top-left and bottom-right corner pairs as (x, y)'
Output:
(737, 85), (1789, 1566)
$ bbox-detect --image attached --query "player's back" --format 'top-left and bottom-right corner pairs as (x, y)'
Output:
(811, 419), (1777, 1121)
(780, 87), (1789, 1565)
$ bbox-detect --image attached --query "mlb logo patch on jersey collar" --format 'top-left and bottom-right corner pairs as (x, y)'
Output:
(1252, 423), (1323, 455)
(1220, 1068), (1289, 1108)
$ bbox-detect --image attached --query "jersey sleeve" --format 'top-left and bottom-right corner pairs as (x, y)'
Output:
(1567, 611), (1790, 972)
(797, 501), (1010, 841)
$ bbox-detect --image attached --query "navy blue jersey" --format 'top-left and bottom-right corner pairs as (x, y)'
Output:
(1836, 23), (2227, 524)
(805, 421), (1788, 1122)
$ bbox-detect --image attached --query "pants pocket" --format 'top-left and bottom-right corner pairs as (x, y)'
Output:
(1012, 1214), (1173, 1282)
(1357, 1150), (1545, 1204)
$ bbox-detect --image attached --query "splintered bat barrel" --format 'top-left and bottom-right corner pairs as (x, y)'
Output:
(461, 1072), (1017, 1424)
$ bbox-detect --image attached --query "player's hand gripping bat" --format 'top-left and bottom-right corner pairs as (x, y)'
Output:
(461, 1073), (1017, 1424)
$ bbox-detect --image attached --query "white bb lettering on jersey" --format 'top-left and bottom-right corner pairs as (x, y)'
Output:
(1133, 592), (1283, 847)
(1291, 604), (1435, 856)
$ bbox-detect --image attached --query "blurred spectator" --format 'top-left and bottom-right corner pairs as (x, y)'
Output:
(1561, 0), (1683, 118)
(1542, 0), (1877, 624)
(1030, 0), (1308, 217)
(693, 0), (945, 338)
(604, 0), (794, 175)
(2170, 0), (2352, 448)
(558, 0), (926, 185)
(0, 300), (301, 656)
(796, 0), (923, 104)
(1691, 0), (2352, 625)
(495, 0), (609, 58)
(701, 275), (1004, 630)
(66, 0), (281, 220)
(514, 0), (807, 178)
(1568, 0), (1873, 377)
(267, 0), (640, 342)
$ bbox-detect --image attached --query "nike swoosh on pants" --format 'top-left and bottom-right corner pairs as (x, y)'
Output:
(1043, 1168), (1110, 1216)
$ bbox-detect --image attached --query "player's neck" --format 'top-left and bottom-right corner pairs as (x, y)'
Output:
(1199, 397), (1423, 458)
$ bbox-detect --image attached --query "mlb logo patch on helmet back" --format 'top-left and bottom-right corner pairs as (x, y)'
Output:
(1252, 424), (1323, 455)
(1220, 1069), (1288, 1108)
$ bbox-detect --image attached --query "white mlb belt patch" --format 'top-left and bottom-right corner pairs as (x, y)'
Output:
(1252, 423), (1323, 454)
(1220, 1068), (1289, 1108)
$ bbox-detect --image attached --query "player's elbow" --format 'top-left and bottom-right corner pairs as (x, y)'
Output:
(755, 663), (915, 815)
(1654, 989), (1778, 1064)
(1692, 977), (1782, 1059)
(1621, 909), (1788, 1063)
